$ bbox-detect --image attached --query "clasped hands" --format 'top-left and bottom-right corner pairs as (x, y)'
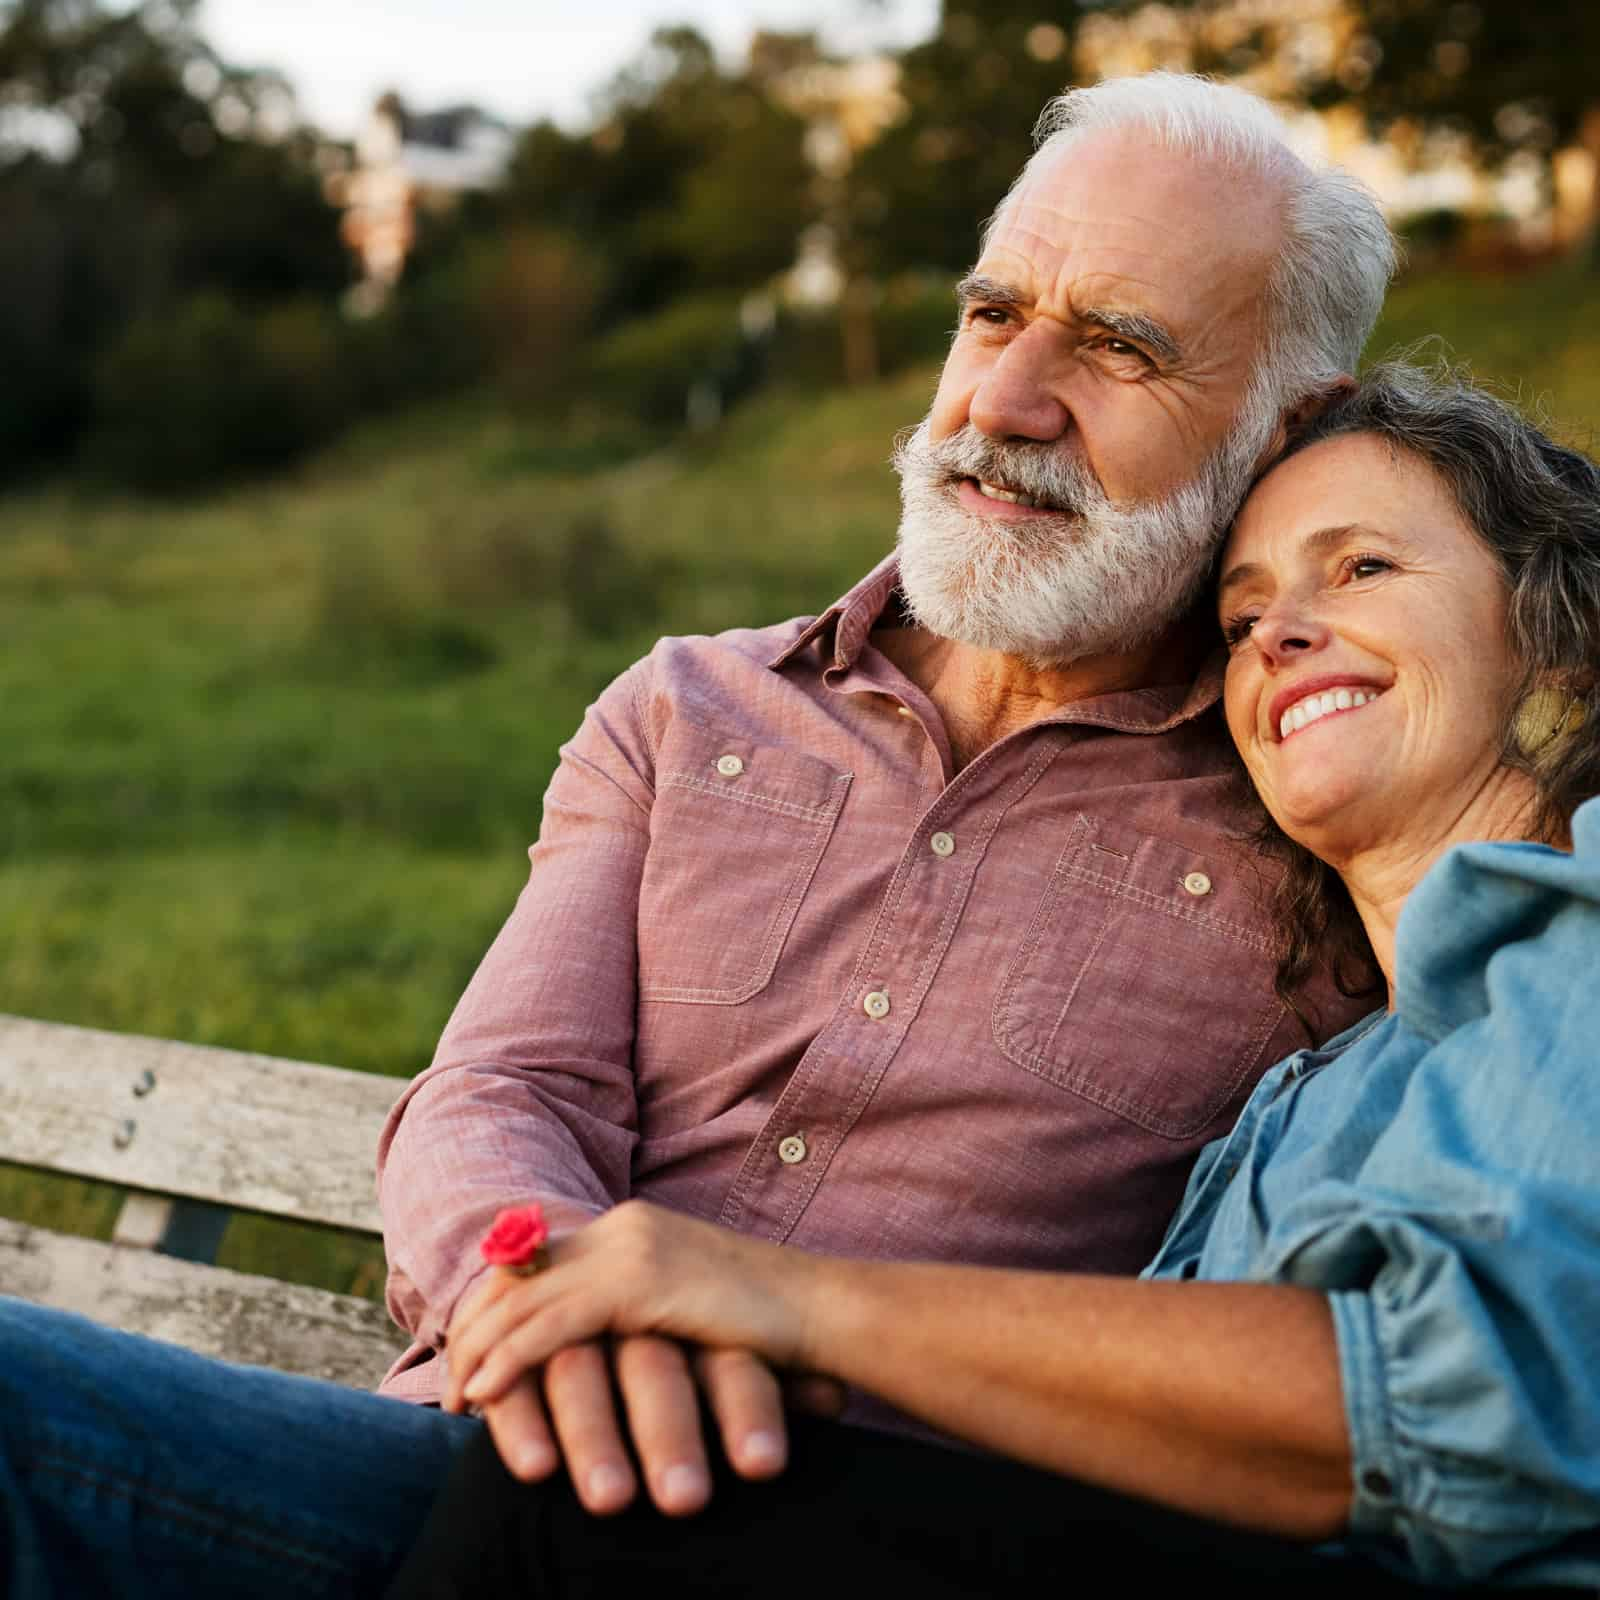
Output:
(443, 1202), (842, 1518)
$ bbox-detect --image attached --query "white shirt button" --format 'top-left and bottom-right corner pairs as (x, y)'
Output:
(1182, 871), (1212, 897)
(862, 989), (891, 1020)
(715, 754), (744, 778)
(930, 831), (955, 858)
(896, 705), (914, 717)
(777, 1133), (808, 1165)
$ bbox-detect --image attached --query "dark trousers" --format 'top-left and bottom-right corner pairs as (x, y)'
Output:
(385, 1416), (1500, 1598)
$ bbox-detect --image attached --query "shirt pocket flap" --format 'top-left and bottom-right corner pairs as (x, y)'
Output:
(994, 812), (1285, 1138)
(640, 721), (852, 1005)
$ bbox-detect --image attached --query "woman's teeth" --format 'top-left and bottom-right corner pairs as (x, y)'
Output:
(1280, 687), (1381, 741)
(977, 479), (1040, 508)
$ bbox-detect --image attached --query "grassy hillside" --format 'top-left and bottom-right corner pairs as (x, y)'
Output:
(1372, 257), (1600, 441)
(3, 261), (1598, 1292)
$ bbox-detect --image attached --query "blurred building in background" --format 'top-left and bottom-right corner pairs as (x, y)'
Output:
(756, 30), (905, 369)
(334, 93), (515, 312)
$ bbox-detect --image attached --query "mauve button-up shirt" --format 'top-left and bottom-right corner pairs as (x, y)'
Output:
(376, 555), (1368, 1402)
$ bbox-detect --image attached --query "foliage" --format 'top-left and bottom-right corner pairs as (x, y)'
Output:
(0, 0), (349, 481)
(1313, 1), (1600, 159)
(845, 4), (1094, 279)
(584, 294), (751, 425)
(456, 227), (598, 411)
(1149, 0), (1600, 252)
(495, 27), (817, 323)
(89, 295), (347, 490)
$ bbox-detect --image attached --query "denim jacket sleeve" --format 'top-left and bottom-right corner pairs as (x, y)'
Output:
(1275, 800), (1600, 1586)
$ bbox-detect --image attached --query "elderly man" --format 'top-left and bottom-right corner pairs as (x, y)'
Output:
(0, 72), (1396, 1600)
(377, 71), (1394, 1514)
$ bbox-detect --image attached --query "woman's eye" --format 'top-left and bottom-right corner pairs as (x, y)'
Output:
(1347, 555), (1392, 580)
(1221, 613), (1257, 648)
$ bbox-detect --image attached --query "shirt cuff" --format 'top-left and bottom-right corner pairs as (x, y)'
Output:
(1328, 1289), (1410, 1556)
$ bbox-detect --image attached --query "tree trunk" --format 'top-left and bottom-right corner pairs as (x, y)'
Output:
(1580, 102), (1600, 266)
(841, 275), (879, 387)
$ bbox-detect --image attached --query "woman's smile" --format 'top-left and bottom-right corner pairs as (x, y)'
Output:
(1271, 680), (1388, 743)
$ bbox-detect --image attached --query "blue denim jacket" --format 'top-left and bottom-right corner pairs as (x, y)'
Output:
(1145, 797), (1600, 1589)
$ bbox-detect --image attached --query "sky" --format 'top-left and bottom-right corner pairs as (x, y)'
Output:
(198, 0), (939, 137)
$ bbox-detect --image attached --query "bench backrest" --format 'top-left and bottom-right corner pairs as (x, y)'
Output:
(0, 1013), (395, 1229)
(0, 1013), (410, 1385)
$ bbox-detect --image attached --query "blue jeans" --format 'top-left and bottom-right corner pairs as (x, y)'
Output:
(0, 1296), (476, 1599)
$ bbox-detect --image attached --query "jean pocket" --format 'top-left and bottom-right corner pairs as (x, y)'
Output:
(637, 721), (852, 1005)
(993, 812), (1286, 1138)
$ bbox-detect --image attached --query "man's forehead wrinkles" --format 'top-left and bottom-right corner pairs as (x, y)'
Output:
(975, 243), (1172, 306)
(994, 195), (1183, 249)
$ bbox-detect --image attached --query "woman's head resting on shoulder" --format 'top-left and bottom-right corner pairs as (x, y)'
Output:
(1218, 359), (1600, 1007)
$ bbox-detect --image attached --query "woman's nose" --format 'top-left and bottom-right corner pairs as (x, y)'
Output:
(1250, 602), (1332, 664)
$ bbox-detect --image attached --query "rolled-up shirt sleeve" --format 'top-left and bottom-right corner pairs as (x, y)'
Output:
(1267, 825), (1600, 1587)
(377, 659), (656, 1354)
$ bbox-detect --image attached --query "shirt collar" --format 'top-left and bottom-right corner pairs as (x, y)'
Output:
(767, 553), (1225, 736)
(766, 551), (901, 674)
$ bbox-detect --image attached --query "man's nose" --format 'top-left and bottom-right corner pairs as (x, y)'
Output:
(967, 324), (1070, 442)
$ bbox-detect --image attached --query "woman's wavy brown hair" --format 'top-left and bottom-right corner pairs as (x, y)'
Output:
(1234, 357), (1600, 1024)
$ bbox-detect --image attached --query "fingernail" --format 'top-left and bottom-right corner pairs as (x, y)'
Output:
(516, 1442), (555, 1479)
(462, 1376), (486, 1403)
(587, 1464), (631, 1507)
(741, 1430), (784, 1472)
(661, 1463), (708, 1508)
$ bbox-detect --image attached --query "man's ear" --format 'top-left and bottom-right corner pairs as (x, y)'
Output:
(1257, 373), (1358, 470)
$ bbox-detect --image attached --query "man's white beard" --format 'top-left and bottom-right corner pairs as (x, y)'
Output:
(891, 418), (1264, 667)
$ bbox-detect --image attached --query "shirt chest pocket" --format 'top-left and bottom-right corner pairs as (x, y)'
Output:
(994, 813), (1287, 1139)
(638, 722), (852, 1005)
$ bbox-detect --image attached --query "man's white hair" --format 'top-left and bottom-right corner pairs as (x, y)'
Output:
(990, 72), (1397, 422)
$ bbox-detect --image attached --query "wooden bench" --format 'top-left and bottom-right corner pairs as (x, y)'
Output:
(0, 1012), (410, 1386)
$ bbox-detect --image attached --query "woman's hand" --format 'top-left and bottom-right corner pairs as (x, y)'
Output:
(447, 1202), (818, 1414)
(444, 1202), (841, 1515)
(446, 1200), (1351, 1539)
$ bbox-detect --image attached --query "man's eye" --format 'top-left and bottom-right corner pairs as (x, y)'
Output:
(1347, 555), (1392, 580)
(1092, 337), (1151, 366)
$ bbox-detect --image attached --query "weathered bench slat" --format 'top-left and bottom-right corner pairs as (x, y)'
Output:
(0, 1014), (398, 1232)
(0, 1219), (408, 1386)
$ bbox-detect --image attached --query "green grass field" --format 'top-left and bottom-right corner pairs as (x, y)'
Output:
(4, 260), (1599, 1295)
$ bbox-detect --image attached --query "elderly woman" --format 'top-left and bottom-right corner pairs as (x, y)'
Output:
(395, 362), (1600, 1596)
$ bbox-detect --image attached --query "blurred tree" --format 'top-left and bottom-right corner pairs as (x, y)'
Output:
(845, 4), (1092, 279)
(459, 226), (598, 410)
(1324, 0), (1600, 250)
(0, 0), (349, 478)
(1140, 0), (1600, 254)
(496, 26), (815, 323)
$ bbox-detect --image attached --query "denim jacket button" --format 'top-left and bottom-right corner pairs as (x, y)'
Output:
(1361, 1468), (1396, 1499)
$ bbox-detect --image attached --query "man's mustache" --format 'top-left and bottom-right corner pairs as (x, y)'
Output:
(893, 422), (1102, 518)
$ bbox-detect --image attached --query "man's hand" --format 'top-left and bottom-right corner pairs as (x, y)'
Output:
(447, 1227), (834, 1516)
(477, 1337), (790, 1516)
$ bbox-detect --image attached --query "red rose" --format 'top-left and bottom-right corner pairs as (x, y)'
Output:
(479, 1204), (550, 1269)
